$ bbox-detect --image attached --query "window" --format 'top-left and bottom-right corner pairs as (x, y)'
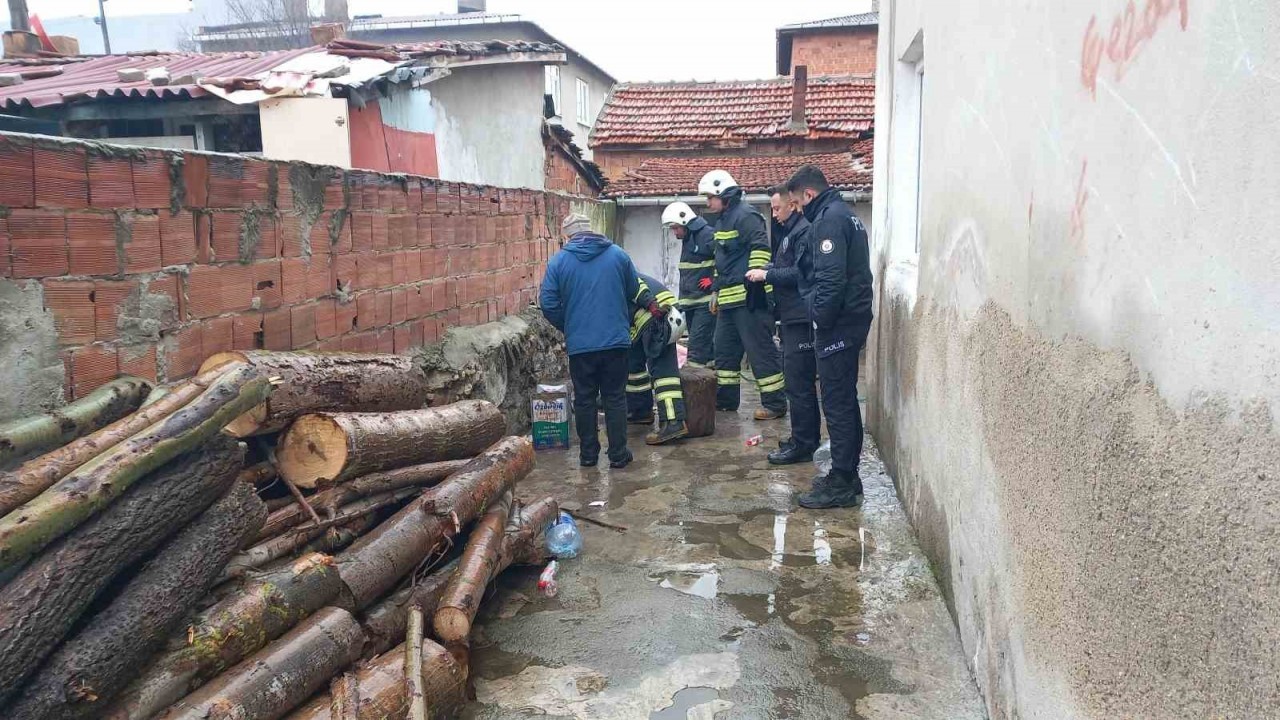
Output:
(890, 30), (924, 259)
(575, 78), (591, 126)
(545, 66), (562, 117)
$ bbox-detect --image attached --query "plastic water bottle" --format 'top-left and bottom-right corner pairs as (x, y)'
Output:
(538, 560), (559, 598)
(545, 512), (583, 558)
(814, 441), (833, 476)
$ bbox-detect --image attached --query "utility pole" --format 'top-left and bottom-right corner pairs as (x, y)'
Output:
(96, 0), (111, 54)
(8, 0), (30, 32)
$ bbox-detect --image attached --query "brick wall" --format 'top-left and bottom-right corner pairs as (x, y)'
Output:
(0, 134), (584, 400)
(544, 141), (597, 197)
(791, 28), (878, 76)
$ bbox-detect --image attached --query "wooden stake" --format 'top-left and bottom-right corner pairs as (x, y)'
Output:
(284, 476), (324, 526)
(406, 605), (427, 720)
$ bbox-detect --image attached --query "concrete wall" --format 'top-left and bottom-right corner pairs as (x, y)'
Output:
(868, 1), (1280, 718)
(0, 133), (596, 418)
(429, 63), (547, 190)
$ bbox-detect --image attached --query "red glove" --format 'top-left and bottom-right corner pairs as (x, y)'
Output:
(648, 301), (665, 319)
(698, 277), (713, 291)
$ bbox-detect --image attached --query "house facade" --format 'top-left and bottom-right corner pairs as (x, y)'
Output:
(776, 12), (880, 77)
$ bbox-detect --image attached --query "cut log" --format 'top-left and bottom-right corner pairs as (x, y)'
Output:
(101, 553), (344, 720)
(680, 366), (716, 438)
(157, 607), (365, 720)
(0, 367), (229, 518)
(0, 376), (150, 470)
(276, 400), (505, 488)
(433, 496), (557, 643)
(0, 436), (244, 706)
(200, 351), (432, 437)
(258, 459), (469, 541)
(336, 436), (534, 609)
(406, 606), (427, 720)
(0, 363), (270, 570)
(360, 559), (457, 658)
(433, 492), (512, 643)
(220, 488), (422, 583)
(7, 481), (266, 719)
(284, 638), (465, 720)
(301, 513), (382, 555)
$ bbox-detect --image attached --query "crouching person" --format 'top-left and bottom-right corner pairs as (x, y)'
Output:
(626, 273), (689, 445)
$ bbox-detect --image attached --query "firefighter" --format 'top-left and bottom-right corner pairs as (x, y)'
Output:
(785, 165), (874, 509)
(747, 185), (820, 465)
(698, 170), (787, 419)
(662, 201), (717, 369)
(624, 272), (689, 445)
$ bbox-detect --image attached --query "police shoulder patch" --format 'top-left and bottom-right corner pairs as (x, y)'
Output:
(820, 238), (835, 254)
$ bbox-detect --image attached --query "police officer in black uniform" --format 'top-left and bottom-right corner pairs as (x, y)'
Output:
(786, 165), (873, 509)
(749, 186), (821, 465)
(663, 201), (717, 369)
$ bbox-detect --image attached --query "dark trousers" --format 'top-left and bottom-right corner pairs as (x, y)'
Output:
(780, 322), (820, 451)
(569, 348), (629, 463)
(714, 306), (786, 412)
(816, 321), (871, 478)
(682, 302), (716, 368)
(626, 342), (685, 422)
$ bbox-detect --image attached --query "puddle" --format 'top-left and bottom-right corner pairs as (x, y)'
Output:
(650, 563), (720, 599)
(665, 511), (868, 568)
(649, 687), (721, 719)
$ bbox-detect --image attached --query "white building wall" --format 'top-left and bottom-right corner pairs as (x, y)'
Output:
(869, 0), (1280, 718)
(260, 97), (352, 168)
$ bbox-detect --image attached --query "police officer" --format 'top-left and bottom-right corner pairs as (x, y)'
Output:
(785, 165), (873, 509)
(663, 202), (717, 369)
(698, 170), (787, 420)
(624, 273), (689, 445)
(747, 185), (820, 465)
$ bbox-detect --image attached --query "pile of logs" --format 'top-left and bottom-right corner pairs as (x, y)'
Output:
(0, 351), (559, 720)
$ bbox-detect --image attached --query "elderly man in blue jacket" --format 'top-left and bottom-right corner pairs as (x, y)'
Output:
(540, 214), (658, 469)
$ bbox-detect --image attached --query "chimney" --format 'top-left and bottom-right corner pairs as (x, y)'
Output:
(790, 65), (808, 133)
(457, 0), (486, 13)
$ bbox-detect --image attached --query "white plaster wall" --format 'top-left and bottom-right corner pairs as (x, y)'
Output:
(429, 63), (547, 190)
(870, 0), (1280, 718)
(260, 97), (352, 168)
(616, 206), (680, 290)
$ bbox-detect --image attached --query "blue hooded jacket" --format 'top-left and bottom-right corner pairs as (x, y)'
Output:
(539, 232), (643, 356)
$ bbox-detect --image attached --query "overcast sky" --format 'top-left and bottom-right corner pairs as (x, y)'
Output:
(4, 0), (875, 81)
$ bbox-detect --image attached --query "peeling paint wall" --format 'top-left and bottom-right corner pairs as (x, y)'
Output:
(870, 0), (1280, 718)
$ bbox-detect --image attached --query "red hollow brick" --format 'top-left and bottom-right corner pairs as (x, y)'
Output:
(335, 299), (358, 334)
(159, 210), (197, 266)
(351, 212), (373, 252)
(202, 316), (234, 358)
(262, 307), (291, 350)
(356, 293), (376, 330)
(306, 255), (332, 299)
(291, 302), (317, 346)
(164, 324), (203, 380)
(315, 298), (338, 339)
(93, 279), (139, 342)
(88, 154), (136, 209)
(11, 210), (69, 278)
(43, 279), (96, 346)
(356, 254), (378, 292)
(233, 313), (263, 350)
(182, 153), (209, 208)
(252, 260), (284, 309)
(376, 329), (393, 354)
(371, 214), (390, 251)
(393, 325), (412, 354)
(35, 146), (89, 209)
(391, 288), (409, 324)
(118, 344), (158, 383)
(122, 215), (163, 274)
(207, 155), (244, 208)
(280, 257), (309, 304)
(70, 343), (120, 398)
(143, 273), (184, 326)
(66, 212), (119, 276)
(185, 264), (254, 318)
(132, 152), (172, 209)
(331, 255), (357, 295)
(0, 139), (35, 208)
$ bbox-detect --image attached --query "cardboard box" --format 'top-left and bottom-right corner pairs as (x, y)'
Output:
(531, 382), (570, 450)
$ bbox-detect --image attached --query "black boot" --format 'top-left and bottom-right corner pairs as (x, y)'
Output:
(768, 442), (815, 465)
(608, 448), (634, 469)
(646, 421), (688, 446)
(797, 469), (862, 509)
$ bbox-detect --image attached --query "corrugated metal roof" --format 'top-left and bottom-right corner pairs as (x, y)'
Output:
(604, 141), (874, 198)
(591, 76), (874, 149)
(0, 49), (313, 109)
(779, 12), (880, 31)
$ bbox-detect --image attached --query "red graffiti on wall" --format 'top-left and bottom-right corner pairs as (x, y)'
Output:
(1068, 161), (1089, 243)
(1081, 0), (1189, 98)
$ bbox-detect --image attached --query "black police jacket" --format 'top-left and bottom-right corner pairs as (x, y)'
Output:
(677, 216), (717, 305)
(765, 213), (813, 326)
(802, 188), (873, 356)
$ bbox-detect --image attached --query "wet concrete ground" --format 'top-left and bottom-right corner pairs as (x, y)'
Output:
(464, 404), (985, 720)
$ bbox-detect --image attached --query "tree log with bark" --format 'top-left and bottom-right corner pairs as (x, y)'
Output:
(335, 436), (534, 609)
(7, 482), (266, 720)
(0, 367), (233, 518)
(360, 560), (457, 658)
(257, 459), (469, 541)
(284, 638), (465, 720)
(157, 607), (365, 720)
(0, 436), (244, 705)
(434, 496), (558, 643)
(0, 363), (270, 570)
(102, 553), (344, 720)
(0, 376), (150, 471)
(199, 351), (431, 437)
(276, 400), (505, 488)
(432, 492), (512, 643)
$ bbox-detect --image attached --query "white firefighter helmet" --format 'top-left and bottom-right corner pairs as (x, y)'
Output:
(698, 170), (738, 197)
(665, 306), (687, 344)
(661, 201), (697, 227)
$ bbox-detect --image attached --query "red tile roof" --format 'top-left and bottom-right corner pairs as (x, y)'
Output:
(590, 76), (874, 149)
(603, 141), (873, 198)
(0, 49), (315, 109)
